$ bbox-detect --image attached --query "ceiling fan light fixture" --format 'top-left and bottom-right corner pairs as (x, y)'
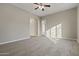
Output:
(34, 3), (50, 11)
(39, 6), (44, 9)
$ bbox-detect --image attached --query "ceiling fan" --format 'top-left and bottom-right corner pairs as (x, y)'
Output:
(34, 3), (51, 11)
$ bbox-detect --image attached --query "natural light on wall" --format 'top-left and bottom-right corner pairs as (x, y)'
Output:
(41, 20), (62, 39)
(46, 24), (62, 39)
(57, 24), (62, 38)
(51, 26), (56, 38)
(46, 29), (51, 38)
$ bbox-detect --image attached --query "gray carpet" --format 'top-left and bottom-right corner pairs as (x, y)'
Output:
(0, 36), (79, 56)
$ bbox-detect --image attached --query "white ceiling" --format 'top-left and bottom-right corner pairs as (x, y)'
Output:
(12, 3), (78, 17)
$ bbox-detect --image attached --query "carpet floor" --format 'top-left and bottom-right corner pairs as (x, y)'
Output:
(0, 36), (79, 56)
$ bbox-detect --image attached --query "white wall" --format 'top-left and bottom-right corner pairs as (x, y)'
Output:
(41, 8), (77, 40)
(77, 6), (79, 43)
(0, 4), (39, 43)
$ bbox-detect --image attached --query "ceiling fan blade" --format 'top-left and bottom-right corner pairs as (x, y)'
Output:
(34, 3), (39, 5)
(42, 8), (44, 11)
(44, 5), (50, 7)
(34, 7), (39, 10)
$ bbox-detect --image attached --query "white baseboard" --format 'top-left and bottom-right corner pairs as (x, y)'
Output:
(61, 37), (77, 41)
(44, 35), (77, 41)
(52, 38), (76, 41)
(0, 36), (31, 45)
(44, 35), (76, 40)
